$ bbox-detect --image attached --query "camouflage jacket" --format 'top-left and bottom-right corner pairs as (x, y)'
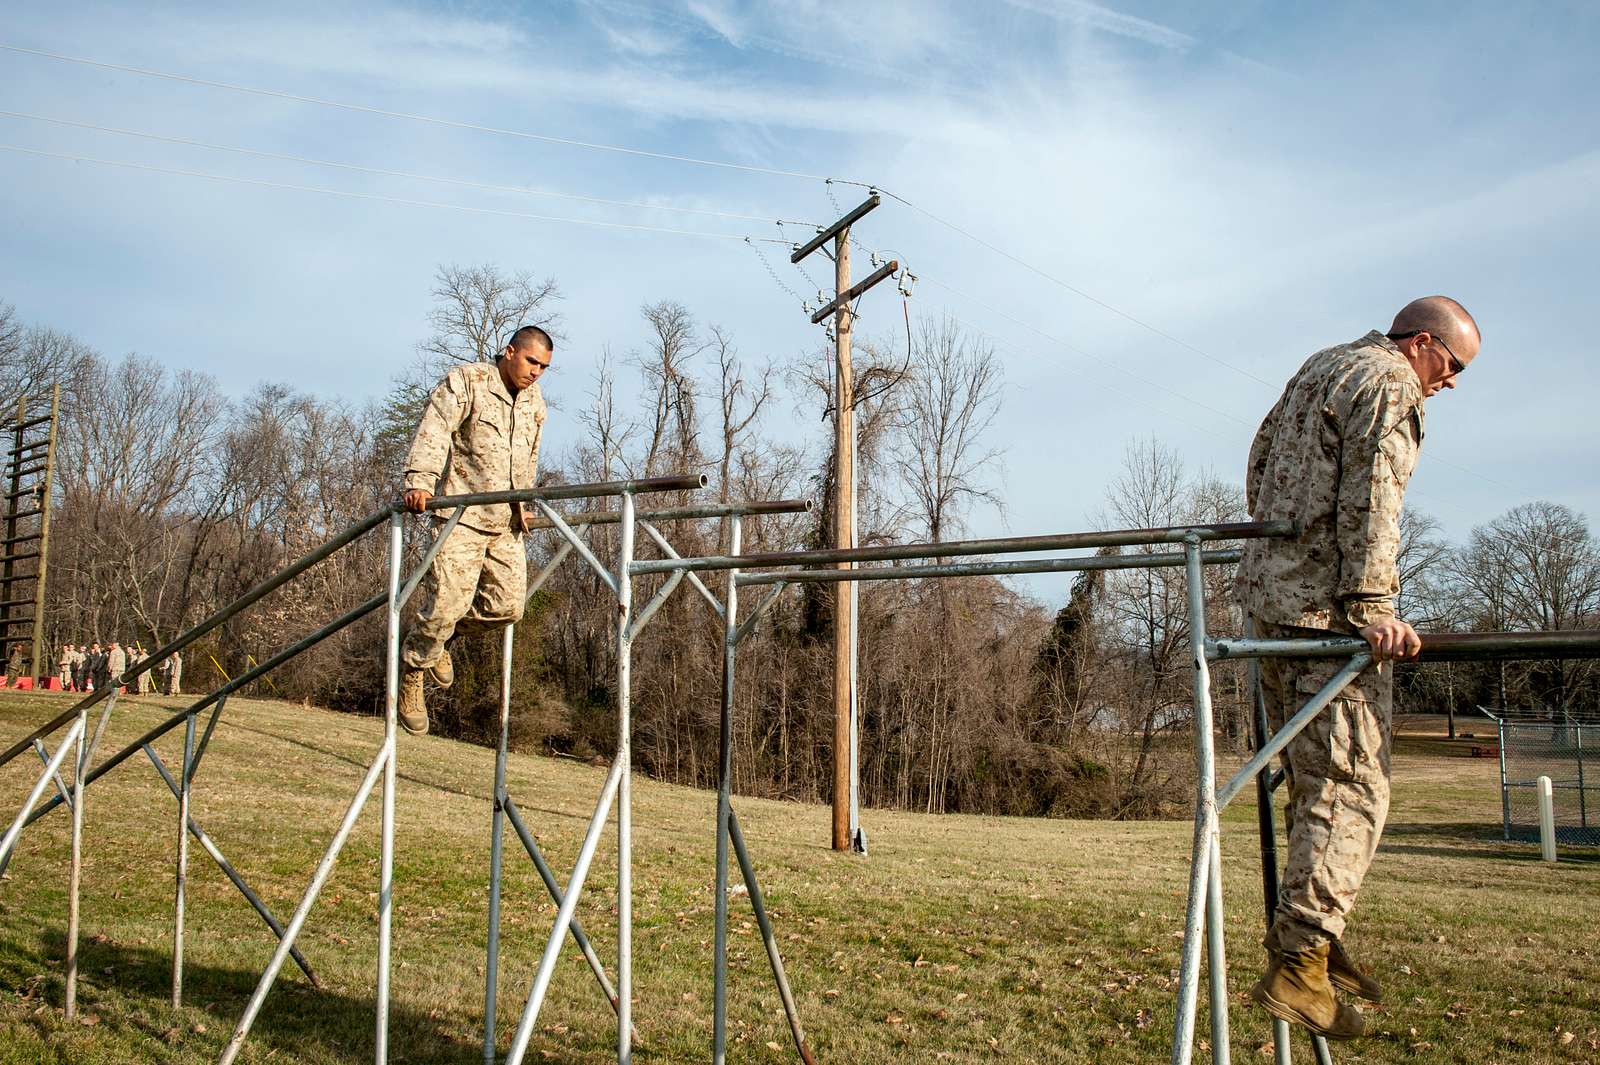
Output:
(1237, 331), (1424, 632)
(402, 362), (547, 534)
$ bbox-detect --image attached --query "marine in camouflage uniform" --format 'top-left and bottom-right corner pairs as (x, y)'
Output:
(398, 326), (552, 735)
(1238, 297), (1479, 1038)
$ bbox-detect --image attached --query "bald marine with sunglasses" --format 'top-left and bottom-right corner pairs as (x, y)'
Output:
(1236, 296), (1480, 1040)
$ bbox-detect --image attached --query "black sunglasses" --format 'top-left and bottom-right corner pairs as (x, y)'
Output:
(1387, 331), (1465, 375)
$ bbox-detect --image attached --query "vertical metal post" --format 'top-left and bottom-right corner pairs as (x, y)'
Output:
(173, 711), (197, 1007)
(485, 622), (514, 1064)
(713, 514), (742, 1065)
(1171, 536), (1228, 1065)
(375, 512), (403, 1063)
(1576, 724), (1587, 831)
(63, 702), (88, 1019)
(616, 490), (635, 1065)
(1248, 650), (1293, 1065)
(1498, 719), (1511, 841)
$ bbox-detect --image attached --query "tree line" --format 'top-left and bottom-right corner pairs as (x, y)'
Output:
(2, 269), (1595, 819)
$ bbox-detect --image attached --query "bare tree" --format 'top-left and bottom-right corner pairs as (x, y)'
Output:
(419, 264), (562, 366)
(893, 315), (1004, 545)
(635, 301), (706, 477)
(711, 325), (773, 504)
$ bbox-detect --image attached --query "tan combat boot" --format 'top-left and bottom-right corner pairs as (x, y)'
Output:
(1327, 937), (1382, 1003)
(426, 648), (454, 689)
(1250, 941), (1366, 1040)
(398, 668), (428, 736)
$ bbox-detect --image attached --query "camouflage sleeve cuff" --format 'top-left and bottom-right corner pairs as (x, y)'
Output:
(401, 472), (435, 492)
(1344, 598), (1396, 629)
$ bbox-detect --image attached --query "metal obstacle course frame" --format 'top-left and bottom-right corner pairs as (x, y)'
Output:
(632, 518), (1296, 1063)
(1171, 593), (1600, 1065)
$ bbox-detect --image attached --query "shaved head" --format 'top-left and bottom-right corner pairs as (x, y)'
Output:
(1389, 295), (1480, 356)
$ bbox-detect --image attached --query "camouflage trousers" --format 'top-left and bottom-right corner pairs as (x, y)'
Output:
(1254, 619), (1393, 953)
(401, 522), (526, 672)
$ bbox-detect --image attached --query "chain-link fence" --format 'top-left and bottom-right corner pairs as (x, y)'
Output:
(1490, 708), (1599, 846)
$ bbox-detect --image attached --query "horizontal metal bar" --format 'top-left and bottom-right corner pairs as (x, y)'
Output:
(524, 498), (811, 531)
(637, 520), (1293, 576)
(1209, 630), (1600, 663)
(737, 548), (1240, 585)
(790, 194), (879, 263)
(1217, 654), (1371, 810)
(423, 474), (706, 513)
(811, 260), (899, 324)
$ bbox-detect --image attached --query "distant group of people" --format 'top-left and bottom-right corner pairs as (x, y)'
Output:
(55, 642), (182, 695)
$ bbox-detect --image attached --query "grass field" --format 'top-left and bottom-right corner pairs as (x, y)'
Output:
(0, 691), (1595, 1064)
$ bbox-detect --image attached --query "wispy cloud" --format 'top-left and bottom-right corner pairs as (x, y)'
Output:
(1001, 0), (1194, 51)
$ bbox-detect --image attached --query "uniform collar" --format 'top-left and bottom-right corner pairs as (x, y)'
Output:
(486, 360), (515, 405)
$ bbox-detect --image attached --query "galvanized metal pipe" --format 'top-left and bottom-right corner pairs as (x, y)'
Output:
(732, 582), (787, 647)
(1216, 656), (1371, 811)
(633, 519), (1293, 576)
(504, 756), (625, 1065)
(735, 548), (1241, 585)
(426, 474), (706, 512)
(141, 745), (319, 986)
(525, 498), (811, 530)
(485, 623), (513, 1065)
(0, 506), (391, 769)
(1171, 539), (1227, 1065)
(533, 500), (618, 596)
(218, 743), (391, 1065)
(173, 712), (196, 1008)
(188, 697), (228, 786)
(1208, 630), (1600, 662)
(376, 512), (403, 1064)
(627, 567), (686, 641)
(502, 795), (636, 1042)
(32, 738), (72, 810)
(616, 490), (635, 1065)
(1245, 635), (1293, 1065)
(713, 515), (741, 1065)
(63, 704), (87, 1020)
(639, 521), (724, 619)
(727, 808), (816, 1065)
(0, 713), (83, 867)
(4, 475), (706, 771)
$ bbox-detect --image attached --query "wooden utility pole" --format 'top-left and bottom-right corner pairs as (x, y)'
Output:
(831, 231), (855, 852)
(791, 195), (897, 852)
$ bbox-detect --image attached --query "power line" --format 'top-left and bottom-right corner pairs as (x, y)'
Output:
(0, 109), (817, 226)
(0, 144), (792, 244)
(868, 185), (1279, 390)
(0, 42), (840, 183)
(919, 274), (1254, 429)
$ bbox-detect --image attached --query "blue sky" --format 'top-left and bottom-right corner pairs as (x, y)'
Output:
(2, 1), (1597, 592)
